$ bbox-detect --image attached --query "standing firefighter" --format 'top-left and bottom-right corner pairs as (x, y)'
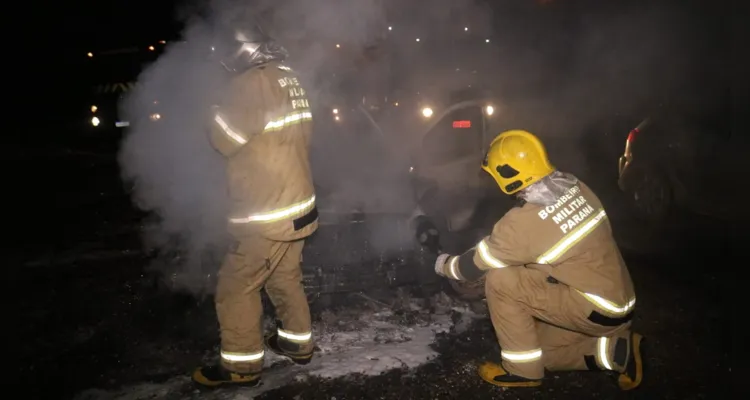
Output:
(193, 24), (318, 388)
(428, 130), (645, 390)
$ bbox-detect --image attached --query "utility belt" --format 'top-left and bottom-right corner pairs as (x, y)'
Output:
(587, 309), (633, 327)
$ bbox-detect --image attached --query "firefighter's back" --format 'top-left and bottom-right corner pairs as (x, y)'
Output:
(224, 62), (316, 240)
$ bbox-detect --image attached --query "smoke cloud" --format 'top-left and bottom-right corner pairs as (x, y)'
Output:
(118, 0), (708, 294)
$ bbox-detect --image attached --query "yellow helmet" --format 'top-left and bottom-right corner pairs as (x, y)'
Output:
(482, 130), (555, 195)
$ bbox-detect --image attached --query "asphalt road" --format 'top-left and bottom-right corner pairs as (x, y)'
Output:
(14, 152), (732, 400)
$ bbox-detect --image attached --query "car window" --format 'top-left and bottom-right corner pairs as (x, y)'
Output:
(421, 106), (484, 164)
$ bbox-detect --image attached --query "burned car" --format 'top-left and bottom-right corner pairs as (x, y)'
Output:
(616, 107), (735, 223)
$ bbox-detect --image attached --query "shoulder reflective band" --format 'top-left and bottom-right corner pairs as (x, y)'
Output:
(577, 291), (636, 315)
(501, 348), (543, 363)
(220, 350), (264, 362)
(477, 240), (508, 269)
(230, 195), (316, 224)
(277, 328), (312, 342)
(263, 110), (313, 133)
(214, 114), (248, 144)
(537, 209), (607, 264)
(277, 65), (292, 71)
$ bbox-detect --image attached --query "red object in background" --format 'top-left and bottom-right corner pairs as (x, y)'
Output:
(453, 120), (471, 128)
(626, 128), (640, 143)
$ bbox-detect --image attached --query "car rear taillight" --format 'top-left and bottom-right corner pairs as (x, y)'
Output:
(619, 118), (650, 176)
(626, 127), (640, 143)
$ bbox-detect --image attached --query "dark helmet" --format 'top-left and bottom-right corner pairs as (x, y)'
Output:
(210, 23), (289, 73)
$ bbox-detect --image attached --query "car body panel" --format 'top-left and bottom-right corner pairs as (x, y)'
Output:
(616, 112), (737, 221)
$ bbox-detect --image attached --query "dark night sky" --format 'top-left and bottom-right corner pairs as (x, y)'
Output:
(52, 0), (181, 54)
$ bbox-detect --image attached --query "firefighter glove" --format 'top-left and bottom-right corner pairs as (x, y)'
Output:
(434, 253), (450, 277)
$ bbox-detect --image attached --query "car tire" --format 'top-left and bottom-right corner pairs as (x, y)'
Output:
(623, 166), (673, 223)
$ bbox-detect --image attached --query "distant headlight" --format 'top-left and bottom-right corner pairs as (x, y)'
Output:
(332, 108), (339, 114)
(334, 115), (340, 122)
(91, 105), (98, 113)
(91, 116), (100, 127)
(485, 105), (494, 116)
(150, 113), (161, 121)
(421, 107), (433, 118)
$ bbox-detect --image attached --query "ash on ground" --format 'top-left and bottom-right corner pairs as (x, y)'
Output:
(74, 290), (485, 400)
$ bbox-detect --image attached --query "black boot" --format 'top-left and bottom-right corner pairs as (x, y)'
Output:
(265, 332), (314, 365)
(192, 365), (260, 388)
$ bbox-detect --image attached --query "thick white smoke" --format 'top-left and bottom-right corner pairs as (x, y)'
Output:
(118, 19), (229, 294)
(116, 0), (400, 294)
(117, 0), (706, 294)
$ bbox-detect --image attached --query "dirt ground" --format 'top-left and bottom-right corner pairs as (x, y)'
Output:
(13, 156), (732, 400)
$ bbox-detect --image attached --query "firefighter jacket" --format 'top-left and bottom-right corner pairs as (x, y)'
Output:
(209, 61), (318, 241)
(437, 178), (636, 318)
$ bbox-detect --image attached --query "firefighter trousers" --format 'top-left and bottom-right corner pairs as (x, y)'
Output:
(485, 267), (632, 380)
(215, 235), (312, 373)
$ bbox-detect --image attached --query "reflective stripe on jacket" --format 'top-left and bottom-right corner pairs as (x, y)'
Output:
(208, 62), (318, 240)
(439, 179), (635, 316)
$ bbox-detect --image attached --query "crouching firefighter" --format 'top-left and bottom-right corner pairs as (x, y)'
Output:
(192, 23), (318, 388)
(432, 130), (645, 390)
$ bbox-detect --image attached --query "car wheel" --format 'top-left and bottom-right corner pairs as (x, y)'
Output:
(626, 168), (672, 222)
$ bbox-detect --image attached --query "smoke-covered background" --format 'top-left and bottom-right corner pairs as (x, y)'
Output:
(118, 0), (719, 294)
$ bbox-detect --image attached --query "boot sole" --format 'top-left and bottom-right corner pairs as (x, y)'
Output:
(479, 374), (542, 388)
(192, 376), (261, 389)
(267, 346), (313, 365)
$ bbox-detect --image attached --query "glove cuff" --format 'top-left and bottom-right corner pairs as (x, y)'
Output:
(434, 253), (450, 276)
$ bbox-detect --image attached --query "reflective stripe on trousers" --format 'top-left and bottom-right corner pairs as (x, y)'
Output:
(278, 328), (312, 342)
(501, 348), (543, 363)
(221, 350), (264, 363)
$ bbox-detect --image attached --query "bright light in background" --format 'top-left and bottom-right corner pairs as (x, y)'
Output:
(332, 108), (339, 114)
(388, 26), (392, 31)
(415, 38), (420, 42)
(91, 105), (97, 113)
(158, 40), (166, 44)
(485, 105), (495, 116)
(150, 113), (161, 121)
(335, 44), (340, 48)
(87, 52), (93, 58)
(421, 107), (433, 118)
(91, 116), (100, 127)
(464, 27), (469, 31)
(334, 115), (340, 121)
(148, 45), (155, 51)
(394, 102), (399, 107)
(485, 39), (490, 43)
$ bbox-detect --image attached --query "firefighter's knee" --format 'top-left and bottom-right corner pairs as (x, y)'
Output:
(485, 267), (521, 299)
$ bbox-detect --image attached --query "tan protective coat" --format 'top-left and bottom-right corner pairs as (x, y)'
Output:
(440, 178), (636, 379)
(476, 181), (634, 306)
(209, 61), (318, 241)
(208, 62), (317, 373)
